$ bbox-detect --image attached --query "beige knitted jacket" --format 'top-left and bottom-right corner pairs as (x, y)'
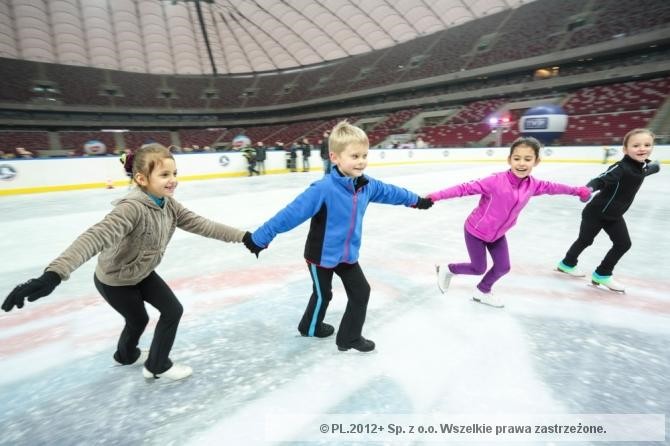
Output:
(46, 189), (245, 286)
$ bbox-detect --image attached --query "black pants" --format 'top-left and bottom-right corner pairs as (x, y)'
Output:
(247, 161), (258, 176)
(94, 271), (183, 374)
(298, 262), (371, 346)
(562, 207), (632, 276)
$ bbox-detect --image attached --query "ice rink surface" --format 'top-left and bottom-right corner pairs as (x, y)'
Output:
(1, 161), (668, 445)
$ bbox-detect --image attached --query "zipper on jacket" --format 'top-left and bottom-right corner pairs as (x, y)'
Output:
(342, 185), (358, 262)
(602, 182), (620, 212)
(496, 186), (521, 240)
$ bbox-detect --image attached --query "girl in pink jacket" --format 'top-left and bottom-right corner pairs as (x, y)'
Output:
(427, 137), (591, 308)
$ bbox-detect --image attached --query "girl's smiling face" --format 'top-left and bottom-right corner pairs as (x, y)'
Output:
(623, 132), (654, 163)
(136, 158), (178, 197)
(508, 144), (539, 178)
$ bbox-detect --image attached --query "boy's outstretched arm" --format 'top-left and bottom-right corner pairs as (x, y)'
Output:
(367, 178), (433, 209)
(248, 184), (324, 253)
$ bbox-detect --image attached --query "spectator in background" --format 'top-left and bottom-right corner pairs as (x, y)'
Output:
(301, 137), (311, 172)
(320, 131), (331, 175)
(255, 141), (267, 175)
(241, 145), (259, 176)
(120, 148), (136, 186)
(289, 142), (298, 172)
(416, 136), (427, 149)
(15, 147), (34, 158)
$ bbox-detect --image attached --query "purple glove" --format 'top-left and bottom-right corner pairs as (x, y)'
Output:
(576, 186), (592, 202)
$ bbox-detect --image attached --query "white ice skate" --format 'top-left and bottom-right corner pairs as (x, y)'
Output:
(143, 363), (193, 381)
(590, 273), (625, 293)
(436, 264), (454, 294)
(472, 289), (504, 308)
(556, 261), (585, 278)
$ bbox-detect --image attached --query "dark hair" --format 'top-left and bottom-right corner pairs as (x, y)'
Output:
(509, 136), (542, 158)
(122, 152), (134, 175)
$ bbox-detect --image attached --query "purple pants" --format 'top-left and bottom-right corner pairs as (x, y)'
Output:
(448, 228), (511, 293)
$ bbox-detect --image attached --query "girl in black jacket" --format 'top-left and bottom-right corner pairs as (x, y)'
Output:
(557, 129), (660, 292)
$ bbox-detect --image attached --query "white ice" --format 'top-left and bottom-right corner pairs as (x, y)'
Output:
(0, 161), (668, 446)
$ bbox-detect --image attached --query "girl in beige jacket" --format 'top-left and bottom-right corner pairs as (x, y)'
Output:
(2, 144), (247, 381)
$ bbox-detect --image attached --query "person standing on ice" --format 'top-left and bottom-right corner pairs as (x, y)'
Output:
(2, 144), (249, 381)
(242, 121), (433, 352)
(428, 136), (592, 308)
(556, 128), (660, 292)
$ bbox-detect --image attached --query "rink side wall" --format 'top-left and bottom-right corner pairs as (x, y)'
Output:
(1, 145), (669, 196)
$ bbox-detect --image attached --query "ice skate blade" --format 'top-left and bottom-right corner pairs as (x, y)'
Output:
(435, 265), (444, 294)
(588, 282), (625, 294)
(554, 268), (586, 278)
(472, 297), (505, 308)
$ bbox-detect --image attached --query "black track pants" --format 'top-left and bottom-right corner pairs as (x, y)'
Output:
(299, 262), (371, 345)
(94, 271), (183, 374)
(562, 208), (631, 277)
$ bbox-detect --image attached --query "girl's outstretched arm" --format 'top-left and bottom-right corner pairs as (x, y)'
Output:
(427, 177), (490, 202)
(532, 179), (591, 201)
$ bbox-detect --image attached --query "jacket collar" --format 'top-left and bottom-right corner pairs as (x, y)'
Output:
(505, 169), (528, 187)
(114, 188), (166, 210)
(622, 154), (646, 170)
(330, 166), (369, 191)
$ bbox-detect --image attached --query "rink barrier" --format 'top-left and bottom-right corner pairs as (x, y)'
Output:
(1, 146), (668, 196)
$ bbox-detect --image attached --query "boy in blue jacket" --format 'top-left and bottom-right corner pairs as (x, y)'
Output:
(243, 121), (433, 352)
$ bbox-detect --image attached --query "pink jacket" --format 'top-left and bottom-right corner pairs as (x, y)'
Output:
(428, 170), (582, 242)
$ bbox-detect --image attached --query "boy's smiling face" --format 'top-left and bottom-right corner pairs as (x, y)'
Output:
(331, 143), (369, 178)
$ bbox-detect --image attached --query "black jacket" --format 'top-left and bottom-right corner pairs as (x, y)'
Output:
(585, 155), (657, 219)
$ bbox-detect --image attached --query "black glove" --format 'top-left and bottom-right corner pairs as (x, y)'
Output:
(243, 232), (264, 258)
(645, 160), (660, 176)
(414, 197), (434, 210)
(2, 271), (62, 312)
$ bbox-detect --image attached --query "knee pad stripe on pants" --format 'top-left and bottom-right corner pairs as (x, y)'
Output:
(308, 263), (324, 337)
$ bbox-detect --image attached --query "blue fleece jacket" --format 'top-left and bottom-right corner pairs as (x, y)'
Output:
(251, 168), (419, 267)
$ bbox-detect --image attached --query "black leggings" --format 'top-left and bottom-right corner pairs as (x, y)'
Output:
(94, 271), (183, 374)
(298, 262), (371, 346)
(562, 208), (632, 277)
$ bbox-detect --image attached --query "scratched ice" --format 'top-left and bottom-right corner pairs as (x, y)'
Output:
(1, 162), (668, 445)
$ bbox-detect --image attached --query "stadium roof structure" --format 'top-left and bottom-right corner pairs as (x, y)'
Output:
(0, 0), (534, 75)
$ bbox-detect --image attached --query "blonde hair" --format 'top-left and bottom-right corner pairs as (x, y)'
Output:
(622, 128), (655, 147)
(328, 121), (368, 154)
(132, 143), (174, 186)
